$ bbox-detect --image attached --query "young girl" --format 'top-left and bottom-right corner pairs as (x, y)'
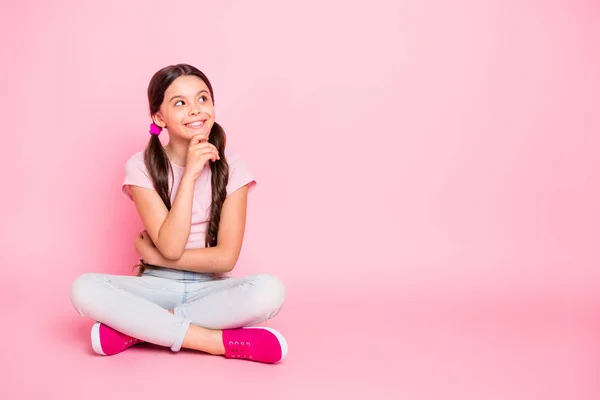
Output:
(69, 64), (287, 364)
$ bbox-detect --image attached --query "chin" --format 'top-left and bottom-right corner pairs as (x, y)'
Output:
(181, 127), (210, 138)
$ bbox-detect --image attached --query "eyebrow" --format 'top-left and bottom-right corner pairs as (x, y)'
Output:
(169, 90), (209, 102)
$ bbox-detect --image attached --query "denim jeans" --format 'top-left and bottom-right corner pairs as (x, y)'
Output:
(69, 267), (285, 352)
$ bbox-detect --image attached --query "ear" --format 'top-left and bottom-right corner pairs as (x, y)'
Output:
(151, 113), (166, 128)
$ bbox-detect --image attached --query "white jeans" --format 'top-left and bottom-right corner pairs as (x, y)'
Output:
(69, 270), (286, 352)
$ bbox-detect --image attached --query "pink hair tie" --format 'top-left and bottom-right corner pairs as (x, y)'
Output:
(149, 123), (162, 135)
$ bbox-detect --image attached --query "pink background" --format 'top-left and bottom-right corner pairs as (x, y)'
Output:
(1, 0), (599, 399)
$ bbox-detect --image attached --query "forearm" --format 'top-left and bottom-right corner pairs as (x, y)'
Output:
(156, 175), (195, 259)
(159, 246), (237, 274)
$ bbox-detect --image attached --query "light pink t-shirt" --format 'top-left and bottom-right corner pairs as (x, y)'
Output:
(122, 149), (256, 249)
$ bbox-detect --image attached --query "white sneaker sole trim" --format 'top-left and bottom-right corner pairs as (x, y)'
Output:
(246, 327), (288, 362)
(91, 322), (106, 355)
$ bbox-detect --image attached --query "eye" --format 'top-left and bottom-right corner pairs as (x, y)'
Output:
(199, 96), (208, 102)
(174, 100), (184, 106)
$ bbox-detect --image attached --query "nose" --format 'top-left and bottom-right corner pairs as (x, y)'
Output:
(189, 98), (205, 116)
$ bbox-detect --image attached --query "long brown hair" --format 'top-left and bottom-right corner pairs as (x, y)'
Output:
(136, 64), (229, 276)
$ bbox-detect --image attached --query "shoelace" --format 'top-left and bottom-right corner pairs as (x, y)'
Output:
(227, 340), (253, 359)
(123, 334), (141, 346)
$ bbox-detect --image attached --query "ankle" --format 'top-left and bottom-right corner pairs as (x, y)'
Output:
(182, 325), (225, 355)
(207, 330), (225, 355)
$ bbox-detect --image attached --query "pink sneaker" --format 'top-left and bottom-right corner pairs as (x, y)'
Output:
(222, 327), (288, 363)
(90, 322), (143, 356)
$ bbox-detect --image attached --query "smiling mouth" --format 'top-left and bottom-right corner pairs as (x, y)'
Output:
(185, 120), (206, 128)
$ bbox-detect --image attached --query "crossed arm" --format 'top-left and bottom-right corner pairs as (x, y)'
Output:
(129, 178), (250, 274)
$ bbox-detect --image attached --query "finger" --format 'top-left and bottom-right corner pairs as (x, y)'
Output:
(189, 142), (218, 152)
(189, 133), (209, 146)
(190, 143), (219, 154)
(191, 148), (220, 160)
(202, 152), (220, 162)
(190, 134), (207, 144)
(192, 147), (220, 157)
(205, 152), (219, 162)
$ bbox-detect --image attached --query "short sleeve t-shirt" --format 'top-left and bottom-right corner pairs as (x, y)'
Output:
(122, 149), (256, 250)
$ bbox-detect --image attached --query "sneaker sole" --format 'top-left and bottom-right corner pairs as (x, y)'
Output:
(246, 326), (288, 362)
(91, 322), (106, 356)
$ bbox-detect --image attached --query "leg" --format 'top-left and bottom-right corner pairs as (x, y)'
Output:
(178, 274), (288, 362)
(177, 273), (286, 330)
(163, 309), (225, 355)
(70, 272), (287, 362)
(70, 272), (191, 352)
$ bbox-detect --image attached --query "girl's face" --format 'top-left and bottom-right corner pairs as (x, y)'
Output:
(152, 75), (215, 141)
